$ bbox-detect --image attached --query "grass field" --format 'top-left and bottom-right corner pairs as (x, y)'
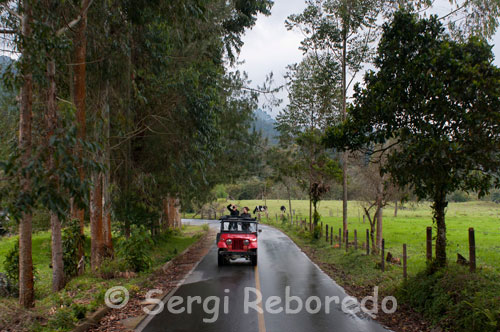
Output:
(0, 225), (205, 331)
(0, 225), (205, 299)
(205, 199), (500, 275)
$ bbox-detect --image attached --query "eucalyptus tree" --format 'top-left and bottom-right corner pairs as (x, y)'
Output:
(0, 0), (99, 306)
(276, 54), (341, 227)
(325, 12), (500, 268)
(286, 0), (381, 242)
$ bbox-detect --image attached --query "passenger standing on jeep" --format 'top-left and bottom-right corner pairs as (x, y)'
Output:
(227, 203), (239, 216)
(241, 207), (251, 218)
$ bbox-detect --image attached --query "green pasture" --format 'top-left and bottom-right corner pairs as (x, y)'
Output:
(232, 200), (500, 275)
(0, 225), (204, 299)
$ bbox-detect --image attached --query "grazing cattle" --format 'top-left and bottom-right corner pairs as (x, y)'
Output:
(253, 205), (268, 214)
(280, 206), (286, 213)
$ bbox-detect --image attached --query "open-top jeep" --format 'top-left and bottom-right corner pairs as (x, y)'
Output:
(216, 216), (261, 266)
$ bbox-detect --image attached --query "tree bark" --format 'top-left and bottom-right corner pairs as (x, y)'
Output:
(376, 205), (383, 251)
(47, 59), (65, 291)
(341, 30), (348, 244)
(90, 172), (104, 271)
(433, 190), (448, 267)
(71, 0), (90, 235)
(375, 182), (384, 251)
(162, 197), (169, 232)
(18, 2), (34, 308)
(101, 77), (112, 257)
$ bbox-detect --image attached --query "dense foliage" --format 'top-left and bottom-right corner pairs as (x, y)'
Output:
(325, 11), (500, 266)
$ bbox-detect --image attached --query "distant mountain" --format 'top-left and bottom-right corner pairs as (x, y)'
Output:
(253, 109), (279, 145)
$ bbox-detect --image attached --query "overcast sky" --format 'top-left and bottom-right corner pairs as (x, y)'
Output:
(236, 0), (500, 117)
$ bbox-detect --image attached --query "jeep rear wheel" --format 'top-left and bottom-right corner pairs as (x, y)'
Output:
(250, 254), (257, 266)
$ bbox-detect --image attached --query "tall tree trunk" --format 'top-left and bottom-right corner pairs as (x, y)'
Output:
(90, 172), (104, 271)
(341, 32), (348, 244)
(71, 0), (90, 272)
(375, 182), (383, 252)
(71, 0), (90, 234)
(433, 190), (448, 267)
(162, 197), (169, 232)
(309, 195), (312, 226)
(47, 59), (65, 291)
(394, 200), (398, 217)
(50, 213), (64, 290)
(18, 2), (34, 308)
(102, 80), (113, 256)
(376, 205), (383, 251)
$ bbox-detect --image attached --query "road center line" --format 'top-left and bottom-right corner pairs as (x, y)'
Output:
(254, 265), (267, 332)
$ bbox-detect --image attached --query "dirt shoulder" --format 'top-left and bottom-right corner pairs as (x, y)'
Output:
(87, 229), (216, 332)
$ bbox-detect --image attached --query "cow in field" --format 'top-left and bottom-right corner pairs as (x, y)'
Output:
(253, 205), (268, 214)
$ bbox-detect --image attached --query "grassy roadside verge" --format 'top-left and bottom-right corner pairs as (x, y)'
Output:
(0, 225), (207, 332)
(264, 219), (500, 332)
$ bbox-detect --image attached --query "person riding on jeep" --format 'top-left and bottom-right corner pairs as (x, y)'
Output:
(241, 207), (251, 218)
(227, 203), (239, 216)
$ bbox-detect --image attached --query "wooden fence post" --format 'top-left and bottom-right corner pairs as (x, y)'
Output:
(330, 226), (333, 245)
(354, 230), (358, 250)
(469, 227), (476, 272)
(326, 224), (329, 242)
(275, 213), (278, 223)
(346, 230), (349, 252)
(426, 227), (432, 262)
(381, 239), (385, 272)
(403, 244), (407, 281)
(339, 228), (342, 249)
(366, 229), (370, 255)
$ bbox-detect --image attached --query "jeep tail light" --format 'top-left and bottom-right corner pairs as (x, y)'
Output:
(243, 239), (250, 246)
(226, 239), (232, 245)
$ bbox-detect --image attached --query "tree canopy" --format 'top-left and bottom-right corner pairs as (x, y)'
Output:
(325, 11), (500, 267)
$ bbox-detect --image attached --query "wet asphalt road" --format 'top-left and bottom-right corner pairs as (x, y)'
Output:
(138, 220), (391, 332)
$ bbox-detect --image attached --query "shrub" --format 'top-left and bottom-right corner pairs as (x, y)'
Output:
(4, 240), (19, 284)
(62, 219), (85, 278)
(398, 265), (500, 332)
(117, 226), (152, 272)
(97, 258), (128, 279)
(2, 241), (37, 296)
(47, 306), (77, 330)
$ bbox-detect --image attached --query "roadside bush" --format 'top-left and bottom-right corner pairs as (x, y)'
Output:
(4, 240), (19, 286)
(117, 225), (153, 272)
(97, 257), (128, 279)
(47, 306), (77, 330)
(398, 265), (500, 332)
(62, 218), (85, 278)
(0, 215), (7, 236)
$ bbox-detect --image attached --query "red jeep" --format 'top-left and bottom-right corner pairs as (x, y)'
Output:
(217, 217), (261, 266)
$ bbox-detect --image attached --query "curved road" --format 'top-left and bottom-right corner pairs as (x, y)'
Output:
(137, 220), (391, 332)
